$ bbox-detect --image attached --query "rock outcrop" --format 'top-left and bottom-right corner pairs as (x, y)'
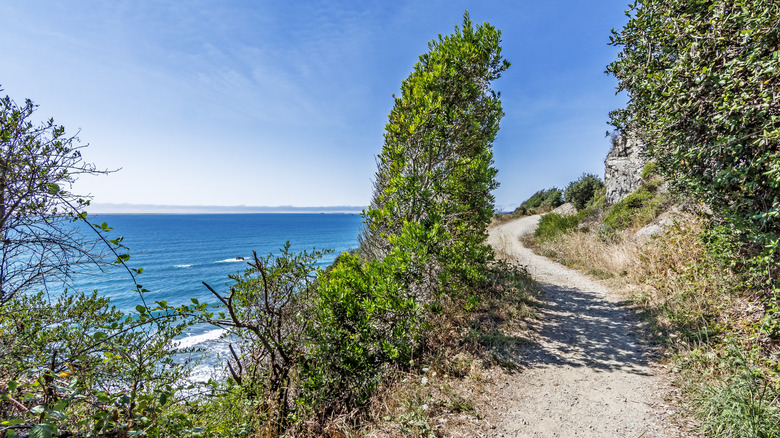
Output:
(604, 134), (646, 205)
(551, 202), (577, 216)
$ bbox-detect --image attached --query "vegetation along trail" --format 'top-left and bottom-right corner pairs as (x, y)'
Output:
(484, 215), (693, 437)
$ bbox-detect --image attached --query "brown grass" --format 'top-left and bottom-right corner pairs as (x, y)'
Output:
(526, 210), (780, 435)
(524, 213), (725, 333)
(522, 227), (644, 283)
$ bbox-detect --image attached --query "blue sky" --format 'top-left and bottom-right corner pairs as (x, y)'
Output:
(1, 1), (628, 212)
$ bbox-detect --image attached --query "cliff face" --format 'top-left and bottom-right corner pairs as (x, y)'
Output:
(604, 134), (646, 205)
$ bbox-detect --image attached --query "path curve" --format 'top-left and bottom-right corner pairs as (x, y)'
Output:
(483, 215), (692, 437)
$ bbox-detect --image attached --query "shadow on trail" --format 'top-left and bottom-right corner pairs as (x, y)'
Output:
(513, 282), (655, 376)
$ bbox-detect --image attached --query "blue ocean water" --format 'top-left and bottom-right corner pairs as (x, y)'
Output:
(76, 213), (363, 309)
(71, 213), (364, 379)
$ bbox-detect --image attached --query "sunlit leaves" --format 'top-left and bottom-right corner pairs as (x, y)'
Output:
(608, 0), (780, 249)
(363, 11), (508, 293)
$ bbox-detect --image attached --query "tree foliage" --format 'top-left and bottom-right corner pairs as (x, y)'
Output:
(607, 0), (780, 260)
(564, 173), (605, 211)
(608, 6), (780, 433)
(0, 92), (113, 304)
(0, 291), (196, 437)
(361, 12), (509, 293)
(303, 250), (421, 413)
(0, 90), (198, 438)
(297, 13), (509, 424)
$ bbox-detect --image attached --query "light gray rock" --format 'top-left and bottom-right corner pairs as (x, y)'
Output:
(634, 224), (664, 239)
(551, 202), (577, 216)
(633, 206), (684, 241)
(605, 134), (646, 205)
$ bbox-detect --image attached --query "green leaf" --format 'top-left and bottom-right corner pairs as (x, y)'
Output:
(44, 409), (66, 421)
(29, 424), (55, 438)
(136, 305), (146, 314)
(114, 253), (130, 264)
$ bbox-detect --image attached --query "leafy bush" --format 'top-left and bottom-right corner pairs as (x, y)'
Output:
(0, 89), (202, 437)
(196, 243), (330, 433)
(588, 184), (607, 210)
(564, 173), (604, 211)
(607, 0), (780, 299)
(0, 290), (196, 437)
(303, 249), (422, 412)
(308, 16), (511, 422)
(514, 188), (563, 215)
(608, 4), (780, 430)
(641, 162), (658, 181)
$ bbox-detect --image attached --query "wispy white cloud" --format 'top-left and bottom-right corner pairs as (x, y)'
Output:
(1, 0), (632, 208)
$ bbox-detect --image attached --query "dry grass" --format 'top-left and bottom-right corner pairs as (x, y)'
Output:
(526, 210), (780, 436)
(524, 213), (721, 333)
(350, 360), (494, 438)
(523, 227), (644, 283)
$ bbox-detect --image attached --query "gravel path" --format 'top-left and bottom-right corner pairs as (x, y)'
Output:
(483, 215), (693, 437)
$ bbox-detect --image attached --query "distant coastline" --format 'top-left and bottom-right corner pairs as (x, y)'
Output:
(89, 203), (366, 214)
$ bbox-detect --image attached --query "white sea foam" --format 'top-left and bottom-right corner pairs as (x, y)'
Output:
(189, 362), (226, 383)
(216, 257), (248, 263)
(174, 264), (192, 268)
(174, 328), (226, 349)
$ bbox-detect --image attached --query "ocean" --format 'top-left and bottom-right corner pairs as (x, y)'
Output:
(72, 213), (364, 379)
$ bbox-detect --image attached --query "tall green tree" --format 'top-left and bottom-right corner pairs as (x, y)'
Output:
(607, 1), (780, 267)
(361, 12), (509, 294)
(299, 15), (508, 419)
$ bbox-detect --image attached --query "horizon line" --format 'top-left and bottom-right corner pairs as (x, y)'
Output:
(88, 202), (367, 214)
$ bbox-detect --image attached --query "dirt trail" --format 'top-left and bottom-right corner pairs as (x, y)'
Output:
(483, 215), (692, 437)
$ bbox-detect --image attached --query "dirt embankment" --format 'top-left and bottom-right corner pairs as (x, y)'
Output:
(480, 215), (694, 437)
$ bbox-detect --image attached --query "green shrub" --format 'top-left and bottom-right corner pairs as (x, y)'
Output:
(564, 173), (605, 210)
(587, 184), (608, 210)
(534, 207), (602, 242)
(608, 0), (780, 281)
(641, 161), (658, 180)
(0, 290), (195, 437)
(303, 247), (422, 411)
(514, 188), (563, 215)
(361, 12), (507, 296)
(535, 212), (582, 241)
(198, 243), (330, 433)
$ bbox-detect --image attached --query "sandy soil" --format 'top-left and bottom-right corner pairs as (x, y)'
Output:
(480, 215), (695, 437)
